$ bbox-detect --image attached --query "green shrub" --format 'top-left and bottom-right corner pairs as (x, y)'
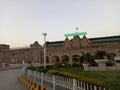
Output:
(89, 62), (98, 67)
(72, 63), (79, 67)
(47, 70), (59, 75)
(40, 68), (48, 73)
(26, 66), (36, 70)
(65, 64), (71, 68)
(52, 63), (60, 69)
(26, 66), (48, 73)
(106, 61), (115, 66)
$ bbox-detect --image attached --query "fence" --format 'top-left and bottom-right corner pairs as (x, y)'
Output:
(25, 70), (107, 90)
(0, 64), (23, 71)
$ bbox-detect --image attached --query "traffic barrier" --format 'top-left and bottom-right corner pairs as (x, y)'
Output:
(19, 76), (46, 90)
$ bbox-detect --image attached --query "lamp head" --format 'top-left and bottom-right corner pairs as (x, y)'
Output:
(42, 33), (47, 36)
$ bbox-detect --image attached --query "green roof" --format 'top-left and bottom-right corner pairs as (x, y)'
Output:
(46, 41), (63, 47)
(33, 41), (40, 45)
(46, 35), (120, 47)
(89, 35), (120, 43)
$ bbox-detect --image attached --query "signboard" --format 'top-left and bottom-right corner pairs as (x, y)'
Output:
(64, 32), (87, 37)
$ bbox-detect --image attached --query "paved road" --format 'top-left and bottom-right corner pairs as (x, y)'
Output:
(0, 68), (28, 90)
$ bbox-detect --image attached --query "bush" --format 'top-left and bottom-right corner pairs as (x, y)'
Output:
(106, 61), (114, 66)
(52, 63), (60, 69)
(26, 66), (36, 70)
(72, 63), (79, 67)
(39, 68), (48, 73)
(89, 62), (98, 67)
(26, 66), (48, 73)
(46, 65), (53, 69)
(65, 64), (71, 68)
(47, 70), (59, 75)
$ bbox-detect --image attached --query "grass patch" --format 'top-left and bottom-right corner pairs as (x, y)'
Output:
(57, 67), (120, 90)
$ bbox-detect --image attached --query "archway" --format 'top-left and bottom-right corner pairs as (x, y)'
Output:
(46, 56), (49, 63)
(72, 55), (80, 63)
(52, 56), (59, 63)
(62, 55), (69, 64)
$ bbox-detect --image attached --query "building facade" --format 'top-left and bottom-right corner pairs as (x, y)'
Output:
(0, 42), (43, 67)
(46, 35), (120, 65)
(0, 35), (120, 67)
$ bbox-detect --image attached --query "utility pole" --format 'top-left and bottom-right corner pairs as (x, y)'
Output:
(42, 33), (47, 69)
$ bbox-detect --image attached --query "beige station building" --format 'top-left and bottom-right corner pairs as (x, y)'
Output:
(0, 34), (120, 67)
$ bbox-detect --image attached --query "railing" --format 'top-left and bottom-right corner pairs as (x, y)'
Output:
(0, 64), (23, 71)
(25, 70), (107, 90)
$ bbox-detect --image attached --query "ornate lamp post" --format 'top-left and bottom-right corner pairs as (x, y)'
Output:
(42, 33), (47, 69)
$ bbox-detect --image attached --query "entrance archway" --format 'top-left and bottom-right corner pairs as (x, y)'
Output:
(62, 55), (69, 64)
(72, 55), (80, 63)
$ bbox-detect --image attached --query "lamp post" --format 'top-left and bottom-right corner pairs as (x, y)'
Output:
(42, 33), (47, 69)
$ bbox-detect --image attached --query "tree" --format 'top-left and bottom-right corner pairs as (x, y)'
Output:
(95, 50), (106, 59)
(107, 52), (116, 60)
(81, 52), (94, 63)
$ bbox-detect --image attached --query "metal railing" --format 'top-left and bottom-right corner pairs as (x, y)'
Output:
(25, 70), (107, 90)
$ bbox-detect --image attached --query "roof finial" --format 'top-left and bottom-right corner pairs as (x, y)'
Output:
(76, 27), (79, 35)
(76, 27), (78, 30)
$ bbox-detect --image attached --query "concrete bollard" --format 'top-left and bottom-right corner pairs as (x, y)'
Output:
(19, 76), (46, 90)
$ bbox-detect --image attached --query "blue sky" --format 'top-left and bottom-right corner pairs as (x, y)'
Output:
(0, 0), (120, 47)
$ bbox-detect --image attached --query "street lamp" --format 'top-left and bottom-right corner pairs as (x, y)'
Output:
(42, 33), (47, 69)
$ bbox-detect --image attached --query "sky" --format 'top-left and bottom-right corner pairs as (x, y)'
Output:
(0, 0), (120, 47)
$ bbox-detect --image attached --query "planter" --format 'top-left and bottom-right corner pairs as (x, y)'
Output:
(82, 63), (89, 67)
(95, 59), (108, 64)
(115, 63), (120, 67)
(82, 63), (89, 71)
(95, 59), (108, 71)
